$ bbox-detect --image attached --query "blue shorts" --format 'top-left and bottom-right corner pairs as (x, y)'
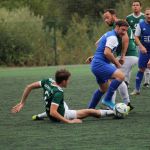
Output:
(91, 60), (117, 84)
(138, 52), (150, 69)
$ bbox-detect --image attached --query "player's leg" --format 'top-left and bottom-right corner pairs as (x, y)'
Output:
(88, 63), (111, 109)
(131, 53), (148, 95)
(143, 68), (150, 87)
(88, 83), (108, 109)
(102, 69), (125, 109)
(76, 109), (114, 119)
(32, 112), (47, 120)
(120, 56), (138, 87)
(118, 81), (134, 110)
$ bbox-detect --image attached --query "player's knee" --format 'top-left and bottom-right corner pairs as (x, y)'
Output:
(115, 71), (125, 81)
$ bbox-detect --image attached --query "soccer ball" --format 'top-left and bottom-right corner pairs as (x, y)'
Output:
(113, 103), (129, 119)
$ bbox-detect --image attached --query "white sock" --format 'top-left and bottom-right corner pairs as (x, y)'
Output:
(99, 109), (114, 117)
(118, 82), (130, 104)
(112, 91), (116, 103)
(144, 69), (150, 84)
(37, 112), (47, 118)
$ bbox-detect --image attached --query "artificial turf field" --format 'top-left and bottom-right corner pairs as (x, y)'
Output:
(0, 64), (150, 150)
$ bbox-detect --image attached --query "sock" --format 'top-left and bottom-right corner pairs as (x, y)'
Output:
(88, 89), (104, 108)
(112, 91), (116, 103)
(99, 109), (114, 117)
(38, 112), (47, 118)
(135, 71), (144, 91)
(118, 81), (130, 104)
(144, 70), (150, 84)
(104, 79), (122, 102)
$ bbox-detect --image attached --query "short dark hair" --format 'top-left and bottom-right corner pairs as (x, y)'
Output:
(115, 20), (129, 27)
(55, 69), (71, 84)
(104, 9), (116, 15)
(132, 0), (142, 6)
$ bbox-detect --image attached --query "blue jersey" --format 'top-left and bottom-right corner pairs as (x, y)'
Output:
(93, 30), (119, 64)
(137, 21), (150, 52)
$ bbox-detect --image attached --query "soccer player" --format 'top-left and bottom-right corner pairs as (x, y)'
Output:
(88, 10), (135, 110)
(102, 9), (138, 88)
(89, 20), (129, 110)
(11, 69), (114, 123)
(130, 8), (150, 95)
(126, 0), (150, 87)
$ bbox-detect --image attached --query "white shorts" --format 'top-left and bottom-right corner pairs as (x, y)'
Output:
(64, 102), (77, 120)
(117, 56), (138, 82)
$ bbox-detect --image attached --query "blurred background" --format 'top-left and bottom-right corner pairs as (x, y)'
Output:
(0, 0), (149, 66)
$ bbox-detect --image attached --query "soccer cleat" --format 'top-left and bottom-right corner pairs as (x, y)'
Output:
(32, 115), (44, 121)
(130, 90), (140, 96)
(101, 99), (115, 110)
(127, 103), (134, 111)
(143, 83), (149, 88)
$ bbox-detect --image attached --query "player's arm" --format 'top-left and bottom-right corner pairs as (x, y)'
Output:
(95, 38), (100, 47)
(50, 104), (82, 123)
(120, 32), (129, 64)
(104, 36), (121, 68)
(135, 36), (147, 53)
(11, 81), (41, 113)
(104, 47), (121, 68)
(50, 92), (82, 123)
(135, 24), (147, 53)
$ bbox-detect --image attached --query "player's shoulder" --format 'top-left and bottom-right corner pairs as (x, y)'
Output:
(139, 20), (146, 25)
(140, 12), (145, 16)
(51, 83), (63, 93)
(106, 30), (116, 37)
(126, 13), (133, 19)
(41, 78), (54, 85)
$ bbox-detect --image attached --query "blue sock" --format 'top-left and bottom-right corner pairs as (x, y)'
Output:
(104, 79), (122, 102)
(88, 89), (104, 108)
(135, 71), (144, 91)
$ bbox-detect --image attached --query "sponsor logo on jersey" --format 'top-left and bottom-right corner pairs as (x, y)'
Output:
(144, 36), (150, 43)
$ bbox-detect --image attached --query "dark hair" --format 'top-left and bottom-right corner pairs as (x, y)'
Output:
(132, 0), (142, 6)
(115, 20), (129, 27)
(55, 69), (71, 84)
(104, 9), (116, 15)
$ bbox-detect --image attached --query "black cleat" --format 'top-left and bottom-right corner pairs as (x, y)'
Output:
(32, 115), (44, 121)
(143, 83), (149, 88)
(127, 103), (135, 111)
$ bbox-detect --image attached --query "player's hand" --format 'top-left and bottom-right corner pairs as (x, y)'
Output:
(119, 56), (125, 65)
(116, 62), (122, 68)
(139, 45), (147, 53)
(11, 102), (24, 113)
(69, 119), (82, 124)
(86, 56), (94, 64)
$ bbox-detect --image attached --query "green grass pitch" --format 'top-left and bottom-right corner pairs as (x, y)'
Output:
(0, 65), (150, 150)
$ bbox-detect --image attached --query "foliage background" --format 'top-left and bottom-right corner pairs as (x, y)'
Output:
(0, 0), (149, 66)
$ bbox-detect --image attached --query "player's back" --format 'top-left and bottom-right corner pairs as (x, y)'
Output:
(139, 21), (150, 52)
(40, 78), (65, 121)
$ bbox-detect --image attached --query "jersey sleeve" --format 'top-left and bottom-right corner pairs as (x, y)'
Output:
(51, 92), (63, 106)
(135, 24), (141, 36)
(106, 36), (118, 50)
(40, 79), (48, 87)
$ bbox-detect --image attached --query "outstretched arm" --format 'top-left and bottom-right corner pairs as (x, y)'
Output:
(11, 81), (41, 113)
